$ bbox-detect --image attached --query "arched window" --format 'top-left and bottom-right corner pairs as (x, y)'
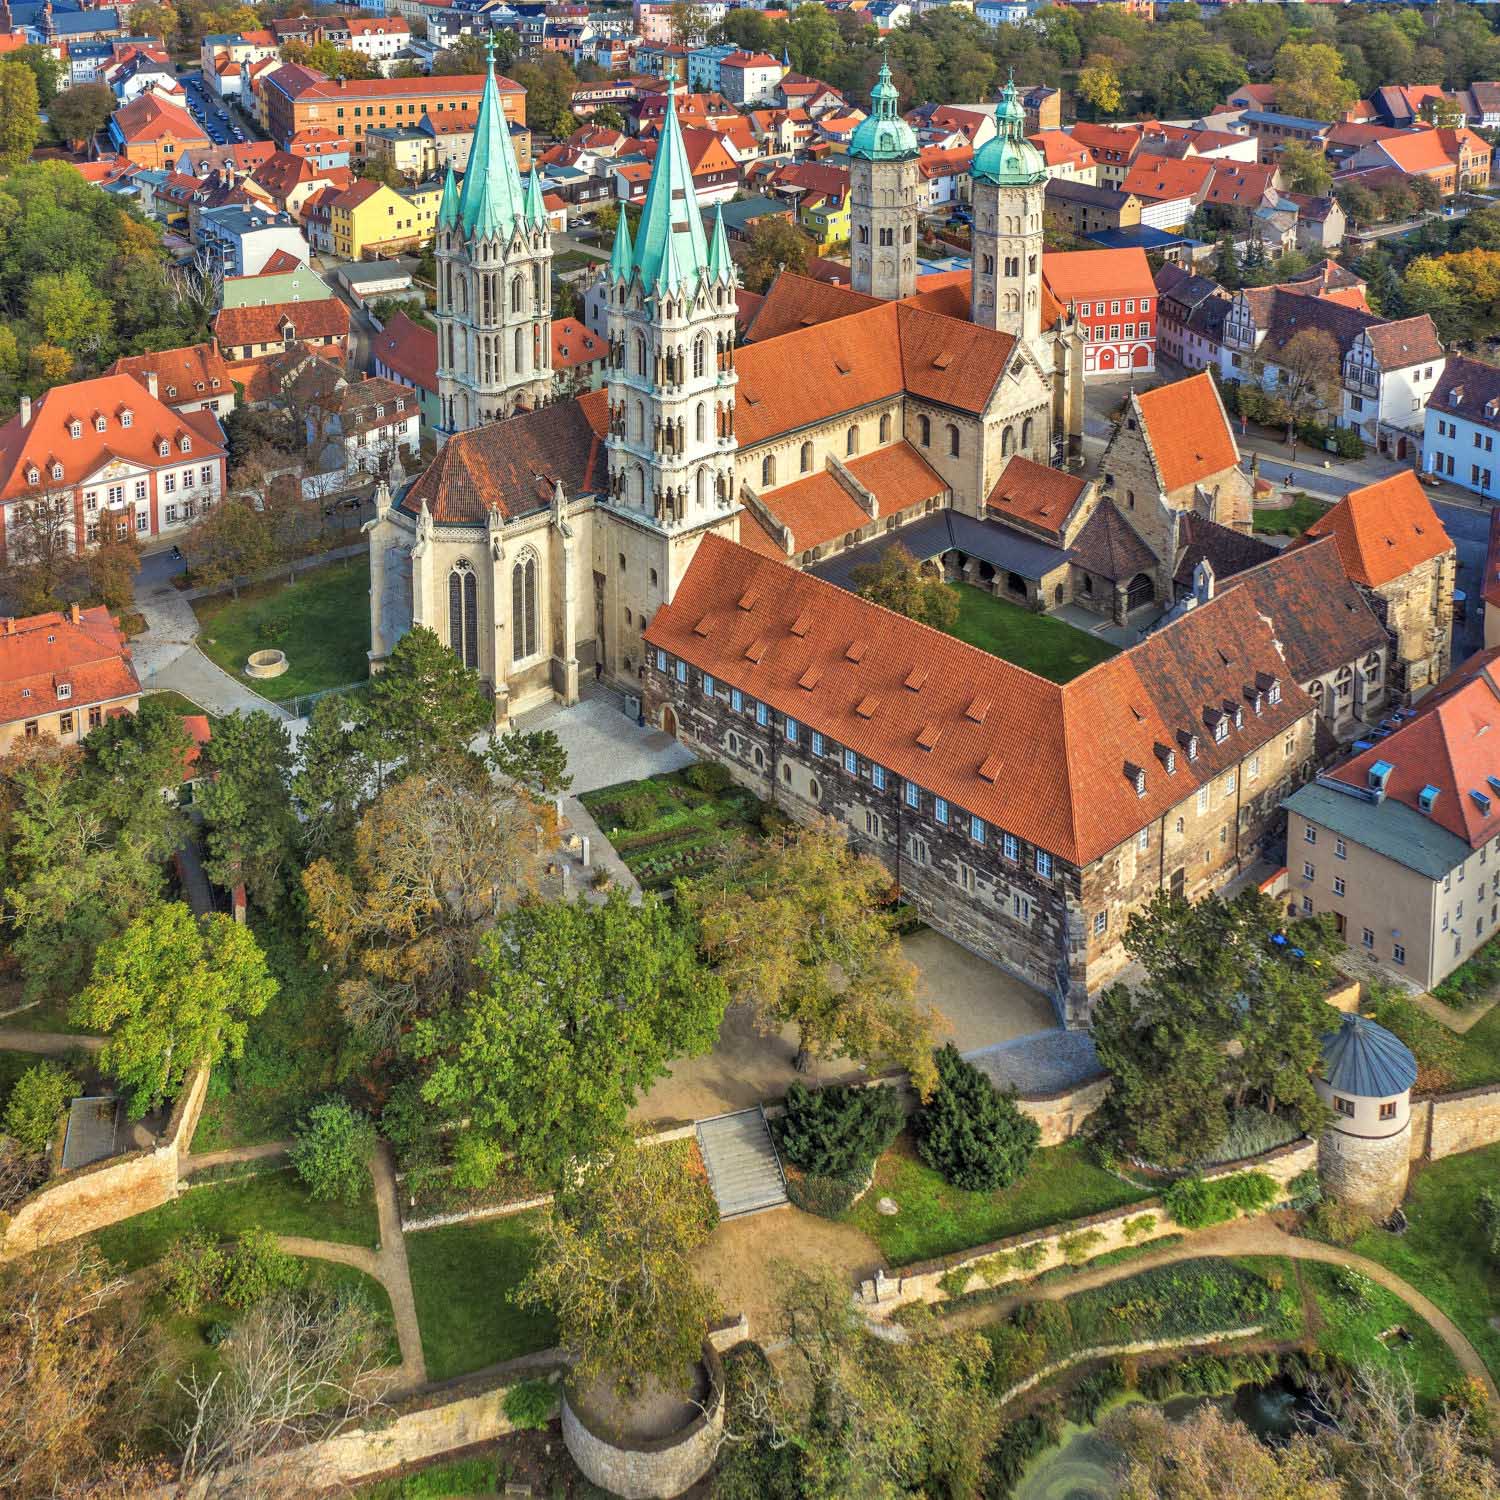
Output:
(510, 275), (524, 314)
(695, 402), (705, 443)
(693, 334), (706, 378)
(1362, 650), (1383, 682)
(511, 550), (538, 663)
(879, 412), (891, 443)
(918, 414), (930, 447)
(800, 440), (813, 473)
(1001, 426), (1015, 457)
(1021, 416), (1034, 449)
(634, 333), (647, 376)
(761, 453), (776, 487)
(448, 560), (478, 669)
(696, 467), (706, 506)
(845, 425), (859, 456)
(947, 423), (959, 457)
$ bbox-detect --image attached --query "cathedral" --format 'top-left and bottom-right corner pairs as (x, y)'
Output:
(367, 67), (1096, 721)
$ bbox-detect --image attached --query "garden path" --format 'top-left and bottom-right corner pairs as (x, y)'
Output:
(0, 1027), (103, 1055)
(275, 1144), (428, 1394)
(936, 1218), (1497, 1404)
(1413, 987), (1500, 1034)
(181, 1139), (292, 1174)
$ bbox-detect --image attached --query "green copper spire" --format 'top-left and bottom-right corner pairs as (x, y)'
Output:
(523, 165), (546, 228)
(973, 71), (1046, 186)
(456, 33), (528, 240)
(706, 200), (732, 283)
(848, 54), (918, 161)
(609, 201), (634, 279)
(631, 64), (711, 295)
(436, 161), (459, 230)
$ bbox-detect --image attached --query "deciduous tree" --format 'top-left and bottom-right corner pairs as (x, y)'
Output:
(0, 62), (40, 169)
(680, 819), (944, 1095)
(1280, 142), (1333, 197)
(1272, 41), (1357, 120)
(1078, 56), (1123, 117)
(1262, 326), (1342, 458)
(1, 1060), (77, 1153)
(47, 83), (114, 150)
(416, 890), (726, 1185)
(76, 902), (277, 1116)
(360, 624), (492, 781)
(740, 214), (813, 294)
(851, 543), (959, 632)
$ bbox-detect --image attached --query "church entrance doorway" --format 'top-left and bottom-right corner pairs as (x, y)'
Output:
(1125, 572), (1154, 611)
(661, 705), (678, 738)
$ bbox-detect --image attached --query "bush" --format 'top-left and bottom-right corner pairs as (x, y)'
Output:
(2, 1061), (78, 1153)
(773, 1081), (903, 1182)
(1121, 1213), (1157, 1242)
(1476, 1186), (1500, 1263)
(221, 1227), (303, 1310)
(1305, 1196), (1370, 1247)
(913, 1045), (1040, 1193)
(1285, 1169), (1322, 1212)
(1059, 1228), (1105, 1265)
(163, 1229), (229, 1313)
(502, 1377), (556, 1430)
(683, 761), (732, 794)
(613, 790), (659, 832)
(1331, 1265), (1375, 1307)
(784, 1170), (861, 1219)
(1163, 1170), (1277, 1229)
(290, 1099), (376, 1206)
(448, 1132), (508, 1192)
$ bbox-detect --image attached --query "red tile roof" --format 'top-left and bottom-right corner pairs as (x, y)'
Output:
(1120, 154), (1214, 203)
(1041, 247), (1154, 306)
(984, 455), (1087, 540)
(112, 92), (209, 148)
(1028, 129), (1091, 169)
(1301, 471), (1452, 589)
(213, 298), (350, 349)
(373, 311), (437, 393)
(1132, 371), (1239, 496)
(645, 534), (1309, 866)
(106, 342), (233, 408)
(0, 606), (139, 727)
(747, 272), (879, 340)
(550, 317), (607, 371)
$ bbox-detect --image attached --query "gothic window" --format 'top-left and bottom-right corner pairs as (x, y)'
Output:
(800, 440), (813, 473)
(947, 423), (959, 457)
(918, 414), (931, 447)
(696, 467), (706, 506)
(532, 264), (543, 308)
(632, 400), (643, 441)
(879, 412), (891, 443)
(1021, 416), (1034, 449)
(1001, 425), (1015, 457)
(510, 276), (523, 314)
(761, 453), (776, 487)
(448, 560), (478, 670)
(1004, 256), (1018, 277)
(982, 254), (994, 275)
(845, 425), (859, 456)
(511, 550), (538, 662)
(879, 227), (894, 247)
(693, 335), (706, 378)
(514, 326), (526, 373)
(858, 224), (869, 244)
(634, 333), (647, 376)
(695, 402), (705, 443)
(903, 224), (912, 244)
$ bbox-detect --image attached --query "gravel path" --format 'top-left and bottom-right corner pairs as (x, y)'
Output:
(0, 1028), (103, 1055)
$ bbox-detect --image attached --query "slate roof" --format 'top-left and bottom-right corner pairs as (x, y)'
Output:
(1068, 502), (1156, 582)
(1430, 353), (1500, 434)
(1319, 1014), (1417, 1097)
(1171, 512), (1278, 591)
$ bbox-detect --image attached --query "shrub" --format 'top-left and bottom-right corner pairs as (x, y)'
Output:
(1121, 1213), (1156, 1242)
(913, 1044), (1040, 1193)
(1013, 1241), (1046, 1272)
(1285, 1169), (1322, 1212)
(972, 1249), (1014, 1285)
(1059, 1228), (1105, 1265)
(221, 1227), (303, 1310)
(2, 1061), (78, 1153)
(448, 1132), (508, 1192)
(1367, 990), (1460, 1093)
(290, 1099), (376, 1206)
(773, 1081), (903, 1182)
(502, 1377), (556, 1431)
(1305, 1196), (1370, 1247)
(162, 1229), (228, 1313)
(1163, 1170), (1277, 1229)
(1476, 1186), (1500, 1263)
(683, 762), (732, 794)
(1443, 1375), (1491, 1436)
(784, 1170), (860, 1219)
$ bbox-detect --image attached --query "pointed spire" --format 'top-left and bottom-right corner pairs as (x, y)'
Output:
(631, 60), (712, 295)
(456, 32), (528, 241)
(436, 161), (458, 230)
(524, 166), (546, 228)
(609, 202), (634, 280)
(707, 201), (732, 284)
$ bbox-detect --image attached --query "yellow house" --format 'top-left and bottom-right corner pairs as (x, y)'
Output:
(799, 190), (850, 252)
(330, 178), (443, 260)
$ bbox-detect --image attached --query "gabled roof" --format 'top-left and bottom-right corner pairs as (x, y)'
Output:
(549, 317), (607, 371)
(1430, 353), (1500, 433)
(645, 533), (1309, 866)
(0, 606), (139, 725)
(1132, 371), (1239, 495)
(1301, 471), (1452, 589)
(106, 343), (233, 406)
(1120, 153), (1214, 202)
(112, 91), (207, 145)
(1028, 129), (1091, 168)
(1041, 247), (1153, 306)
(746, 271), (880, 341)
(1360, 315), (1443, 369)
(213, 298), (350, 348)
(372, 311), (437, 393)
(984, 454), (1087, 540)
(1068, 502), (1155, 581)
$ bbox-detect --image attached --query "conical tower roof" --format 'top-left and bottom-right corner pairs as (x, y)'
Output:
(523, 166), (546, 228)
(1319, 1014), (1417, 1098)
(436, 161), (459, 230)
(609, 204), (634, 279)
(457, 34), (528, 240)
(632, 65), (711, 294)
(973, 73), (1046, 186)
(707, 201), (732, 283)
(849, 56), (917, 162)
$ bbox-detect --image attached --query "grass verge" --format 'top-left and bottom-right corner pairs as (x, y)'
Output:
(404, 1210), (557, 1382)
(845, 1135), (1152, 1267)
(1452, 1002), (1500, 1090)
(1252, 493), (1331, 537)
(945, 583), (1118, 683)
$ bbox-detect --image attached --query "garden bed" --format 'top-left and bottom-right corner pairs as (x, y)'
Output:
(1431, 930), (1500, 1010)
(844, 1135), (1152, 1268)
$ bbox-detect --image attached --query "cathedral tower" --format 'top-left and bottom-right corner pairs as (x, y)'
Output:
(849, 59), (920, 301)
(435, 38), (552, 441)
(970, 76), (1047, 344)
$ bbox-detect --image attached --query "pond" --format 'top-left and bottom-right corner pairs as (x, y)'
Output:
(1012, 1380), (1309, 1500)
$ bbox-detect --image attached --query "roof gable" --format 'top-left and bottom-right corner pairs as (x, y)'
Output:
(1132, 371), (1239, 494)
(1302, 471), (1452, 588)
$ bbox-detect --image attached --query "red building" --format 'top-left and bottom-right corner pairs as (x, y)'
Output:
(1041, 248), (1157, 379)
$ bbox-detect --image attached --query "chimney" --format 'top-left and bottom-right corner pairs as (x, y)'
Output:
(69, 603), (81, 625)
(2, 619), (12, 635)
(19, 394), (30, 427)
(146, 370), (159, 399)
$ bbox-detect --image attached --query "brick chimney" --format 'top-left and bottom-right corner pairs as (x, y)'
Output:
(18, 394), (30, 427)
(146, 371), (159, 399)
(69, 602), (81, 625)
(2, 619), (13, 635)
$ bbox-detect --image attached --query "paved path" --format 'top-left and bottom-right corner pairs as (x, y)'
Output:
(274, 1145), (427, 1394)
(0, 1028), (103, 1055)
(938, 1218), (1497, 1404)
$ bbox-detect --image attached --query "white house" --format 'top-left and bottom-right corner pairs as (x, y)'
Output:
(1424, 354), (1500, 498)
(1340, 320), (1445, 462)
(306, 376), (420, 479)
(196, 205), (309, 278)
(344, 16), (410, 70)
(719, 51), (783, 107)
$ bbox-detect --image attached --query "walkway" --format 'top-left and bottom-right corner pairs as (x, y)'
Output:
(938, 1218), (1497, 1404)
(273, 1145), (427, 1394)
(0, 1027), (103, 1056)
(180, 1139), (291, 1175)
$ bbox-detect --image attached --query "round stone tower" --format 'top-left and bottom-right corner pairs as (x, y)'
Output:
(1314, 1013), (1417, 1218)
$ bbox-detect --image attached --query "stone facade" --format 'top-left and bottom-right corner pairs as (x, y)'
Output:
(1364, 549), (1456, 702)
(1420, 1082), (1500, 1160)
(970, 175), (1045, 345)
(1317, 1120), (1411, 1217)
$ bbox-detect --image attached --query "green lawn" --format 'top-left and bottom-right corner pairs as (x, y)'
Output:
(945, 584), (1118, 683)
(355, 1457), (508, 1498)
(1252, 494), (1332, 537)
(191, 557), (371, 702)
(404, 1211), (557, 1381)
(1301, 1260), (1461, 1405)
(1350, 1144), (1500, 1383)
(845, 1136), (1152, 1267)
(1452, 1002), (1500, 1090)
(141, 688), (211, 721)
(92, 1165), (379, 1270)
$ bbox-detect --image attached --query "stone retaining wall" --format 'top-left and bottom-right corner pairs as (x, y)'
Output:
(860, 1138), (1317, 1317)
(1419, 1082), (1500, 1161)
(0, 1065), (210, 1258)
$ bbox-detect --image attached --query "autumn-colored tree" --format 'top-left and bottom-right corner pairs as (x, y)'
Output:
(130, 1), (179, 43)
(515, 1138), (720, 1397)
(4, 486), (81, 614)
(1078, 56), (1123, 117)
(302, 765), (555, 1054)
(76, 902), (277, 1116)
(680, 818), (944, 1095)
(84, 536), (141, 613)
(1272, 41), (1357, 121)
(1261, 326), (1342, 459)
(178, 494), (278, 596)
(740, 214), (814, 293)
(1279, 142), (1333, 198)
(27, 268), (113, 364)
(851, 542), (959, 632)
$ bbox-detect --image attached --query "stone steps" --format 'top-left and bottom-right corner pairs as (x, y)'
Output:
(696, 1108), (787, 1219)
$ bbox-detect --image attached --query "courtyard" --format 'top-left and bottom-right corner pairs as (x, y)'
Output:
(945, 582), (1119, 682)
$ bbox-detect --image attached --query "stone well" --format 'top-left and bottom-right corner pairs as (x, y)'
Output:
(245, 649), (289, 680)
(561, 1341), (724, 1500)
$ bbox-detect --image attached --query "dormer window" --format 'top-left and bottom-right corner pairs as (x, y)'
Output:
(1268, 679), (1281, 705)
(167, 386), (177, 398)
(1187, 735), (1199, 761)
(158, 440), (170, 457)
(121, 409), (132, 428)
(68, 420), (81, 439)
(50, 462), (62, 481)
(1212, 715), (1228, 743)
(179, 436), (191, 453)
(25, 466), (38, 486)
(94, 415), (106, 432)
(56, 682), (71, 700)
(374, 404), (384, 420)
(1233, 705), (1244, 730)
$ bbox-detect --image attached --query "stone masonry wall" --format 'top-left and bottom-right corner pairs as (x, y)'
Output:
(1415, 1083), (1500, 1161)
(1318, 1121), (1411, 1217)
(1369, 548), (1455, 702)
(0, 1065), (209, 1258)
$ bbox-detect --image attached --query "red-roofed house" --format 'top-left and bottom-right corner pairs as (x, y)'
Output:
(0, 376), (228, 556)
(1028, 130), (1097, 184)
(1041, 248), (1156, 378)
(1347, 126), (1491, 196)
(372, 311), (438, 436)
(550, 318), (609, 396)
(213, 298), (349, 365)
(106, 343), (237, 421)
(0, 605), (141, 753)
(1119, 154), (1214, 229)
(720, 51), (784, 107)
(108, 92), (209, 170)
